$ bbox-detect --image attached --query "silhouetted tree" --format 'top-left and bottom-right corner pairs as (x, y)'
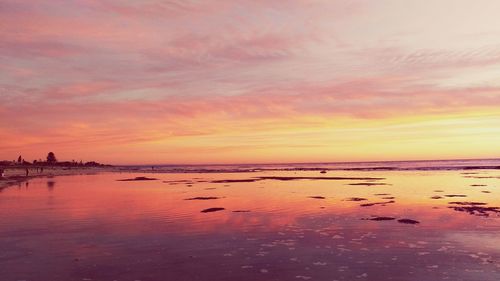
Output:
(47, 152), (57, 164)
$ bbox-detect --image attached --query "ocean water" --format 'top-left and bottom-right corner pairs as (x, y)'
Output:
(123, 158), (500, 173)
(0, 161), (499, 281)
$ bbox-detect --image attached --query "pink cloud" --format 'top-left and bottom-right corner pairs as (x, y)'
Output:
(2, 0), (500, 162)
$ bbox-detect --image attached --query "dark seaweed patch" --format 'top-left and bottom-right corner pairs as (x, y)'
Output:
(257, 176), (385, 181)
(201, 207), (225, 213)
(210, 176), (385, 184)
(211, 179), (259, 183)
(309, 196), (326, 199)
(184, 197), (221, 201)
(365, 216), (396, 221)
(360, 200), (395, 207)
(344, 197), (367, 201)
(448, 201), (487, 206)
(448, 202), (500, 217)
(397, 219), (420, 224)
(117, 177), (158, 181)
(463, 176), (500, 179)
(347, 183), (390, 186)
(163, 180), (193, 183)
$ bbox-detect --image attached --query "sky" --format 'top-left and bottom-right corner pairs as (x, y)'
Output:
(1, 0), (500, 164)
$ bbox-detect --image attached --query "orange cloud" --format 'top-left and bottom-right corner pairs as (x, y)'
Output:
(1, 1), (500, 163)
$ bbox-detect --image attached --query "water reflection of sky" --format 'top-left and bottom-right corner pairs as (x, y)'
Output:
(0, 170), (499, 281)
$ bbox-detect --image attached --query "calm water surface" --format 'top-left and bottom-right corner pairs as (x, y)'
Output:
(0, 169), (499, 281)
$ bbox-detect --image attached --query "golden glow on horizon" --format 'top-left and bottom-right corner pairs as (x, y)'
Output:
(3, 111), (499, 164)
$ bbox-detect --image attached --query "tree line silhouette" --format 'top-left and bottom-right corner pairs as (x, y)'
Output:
(0, 152), (110, 167)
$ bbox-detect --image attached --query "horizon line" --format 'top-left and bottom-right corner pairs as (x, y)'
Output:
(116, 157), (500, 167)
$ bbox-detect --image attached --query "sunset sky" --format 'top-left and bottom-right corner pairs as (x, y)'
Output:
(1, 0), (500, 164)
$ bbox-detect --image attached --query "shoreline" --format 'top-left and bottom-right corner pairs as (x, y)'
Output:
(0, 166), (114, 191)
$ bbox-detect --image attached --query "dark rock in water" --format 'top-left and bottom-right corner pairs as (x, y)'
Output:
(360, 200), (395, 207)
(444, 194), (467, 198)
(463, 176), (500, 179)
(345, 197), (367, 201)
(430, 196), (443, 199)
(232, 210), (251, 213)
(381, 196), (395, 200)
(360, 203), (373, 207)
(397, 219), (420, 224)
(320, 170), (327, 174)
(448, 201), (487, 206)
(163, 180), (193, 184)
(117, 176), (158, 181)
(309, 196), (326, 199)
(184, 197), (221, 200)
(481, 191), (491, 193)
(434, 190), (444, 192)
(470, 184), (487, 187)
(201, 207), (225, 213)
(374, 193), (391, 196)
(257, 176), (385, 181)
(448, 202), (500, 217)
(366, 216), (396, 221)
(211, 176), (386, 183)
(348, 183), (390, 186)
(211, 179), (259, 183)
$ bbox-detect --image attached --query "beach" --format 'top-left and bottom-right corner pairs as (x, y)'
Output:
(0, 161), (499, 281)
(0, 166), (114, 191)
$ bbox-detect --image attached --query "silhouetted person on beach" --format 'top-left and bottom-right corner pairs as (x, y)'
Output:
(25, 168), (29, 177)
(0, 168), (4, 179)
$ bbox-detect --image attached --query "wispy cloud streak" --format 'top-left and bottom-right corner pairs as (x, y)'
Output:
(1, 0), (500, 163)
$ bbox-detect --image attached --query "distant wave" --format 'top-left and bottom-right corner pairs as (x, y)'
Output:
(118, 159), (500, 173)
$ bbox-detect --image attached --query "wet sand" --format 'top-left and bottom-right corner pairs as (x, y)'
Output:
(0, 169), (499, 281)
(0, 166), (114, 191)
